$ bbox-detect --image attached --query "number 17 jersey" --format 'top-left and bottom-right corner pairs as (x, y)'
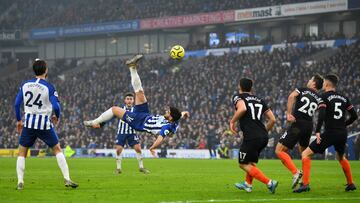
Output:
(232, 93), (270, 141)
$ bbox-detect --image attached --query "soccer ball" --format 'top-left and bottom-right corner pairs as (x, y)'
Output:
(170, 45), (185, 60)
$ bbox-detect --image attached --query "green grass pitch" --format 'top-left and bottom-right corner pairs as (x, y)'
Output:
(0, 158), (359, 203)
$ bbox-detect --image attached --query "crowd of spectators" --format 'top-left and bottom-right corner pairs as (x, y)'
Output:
(0, 41), (359, 155)
(187, 32), (360, 51)
(0, 55), (15, 69)
(0, 0), (318, 30)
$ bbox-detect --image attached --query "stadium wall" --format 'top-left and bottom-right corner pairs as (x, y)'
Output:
(1, 133), (358, 159)
(185, 39), (358, 58)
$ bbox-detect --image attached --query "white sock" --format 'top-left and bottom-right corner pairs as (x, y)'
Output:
(136, 152), (144, 169)
(16, 156), (25, 184)
(56, 153), (70, 181)
(130, 68), (143, 92)
(93, 108), (114, 124)
(116, 153), (122, 170)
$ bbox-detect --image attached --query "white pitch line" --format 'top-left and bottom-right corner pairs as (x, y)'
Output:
(160, 197), (360, 203)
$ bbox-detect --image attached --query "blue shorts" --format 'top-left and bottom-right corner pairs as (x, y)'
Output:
(19, 127), (59, 148)
(123, 103), (150, 131)
(116, 133), (140, 147)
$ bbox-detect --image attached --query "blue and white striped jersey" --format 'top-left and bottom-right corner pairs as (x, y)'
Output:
(143, 115), (179, 137)
(14, 78), (60, 130)
(117, 106), (136, 135)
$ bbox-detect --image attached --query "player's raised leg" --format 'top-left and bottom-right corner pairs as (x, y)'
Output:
(337, 151), (356, 191)
(84, 106), (127, 128)
(52, 143), (78, 188)
(126, 54), (147, 105)
(84, 54), (144, 128)
(16, 145), (28, 190)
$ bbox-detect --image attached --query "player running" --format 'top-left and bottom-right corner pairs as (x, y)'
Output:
(294, 74), (358, 193)
(275, 74), (323, 189)
(84, 54), (190, 156)
(14, 59), (78, 190)
(114, 93), (150, 174)
(230, 78), (278, 194)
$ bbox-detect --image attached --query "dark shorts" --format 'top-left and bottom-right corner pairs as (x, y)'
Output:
(279, 120), (313, 149)
(238, 136), (268, 164)
(19, 127), (59, 148)
(116, 133), (140, 147)
(122, 102), (150, 131)
(309, 130), (347, 155)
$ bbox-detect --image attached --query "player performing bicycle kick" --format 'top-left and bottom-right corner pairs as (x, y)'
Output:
(84, 54), (190, 156)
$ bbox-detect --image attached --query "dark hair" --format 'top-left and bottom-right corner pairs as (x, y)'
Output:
(324, 74), (339, 87)
(124, 92), (134, 99)
(169, 106), (182, 122)
(313, 74), (324, 90)
(32, 59), (47, 76)
(239, 78), (253, 92)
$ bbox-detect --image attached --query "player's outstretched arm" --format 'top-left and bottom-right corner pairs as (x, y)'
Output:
(149, 136), (164, 156)
(286, 90), (299, 122)
(229, 100), (246, 134)
(264, 109), (276, 132)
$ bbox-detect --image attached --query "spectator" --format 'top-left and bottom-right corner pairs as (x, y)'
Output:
(206, 123), (218, 158)
(217, 143), (229, 159)
(198, 138), (206, 149)
(353, 135), (360, 160)
(87, 139), (97, 156)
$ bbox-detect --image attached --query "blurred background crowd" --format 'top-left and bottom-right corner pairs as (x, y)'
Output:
(0, 41), (359, 158)
(0, 0), (318, 29)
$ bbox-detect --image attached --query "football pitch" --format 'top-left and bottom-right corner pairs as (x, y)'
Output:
(0, 158), (359, 203)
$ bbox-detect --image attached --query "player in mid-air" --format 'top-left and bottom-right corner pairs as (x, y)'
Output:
(14, 59), (78, 190)
(84, 55), (190, 155)
(230, 78), (278, 194)
(294, 74), (358, 193)
(114, 93), (150, 174)
(275, 74), (323, 189)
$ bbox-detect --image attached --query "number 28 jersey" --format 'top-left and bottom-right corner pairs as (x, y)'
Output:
(293, 87), (322, 121)
(15, 78), (60, 130)
(232, 93), (270, 140)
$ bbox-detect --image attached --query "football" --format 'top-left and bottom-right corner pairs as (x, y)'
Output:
(170, 45), (185, 59)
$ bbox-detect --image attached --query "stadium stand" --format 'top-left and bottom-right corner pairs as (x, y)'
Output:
(0, 0), (318, 29)
(0, 42), (359, 152)
(187, 32), (360, 51)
